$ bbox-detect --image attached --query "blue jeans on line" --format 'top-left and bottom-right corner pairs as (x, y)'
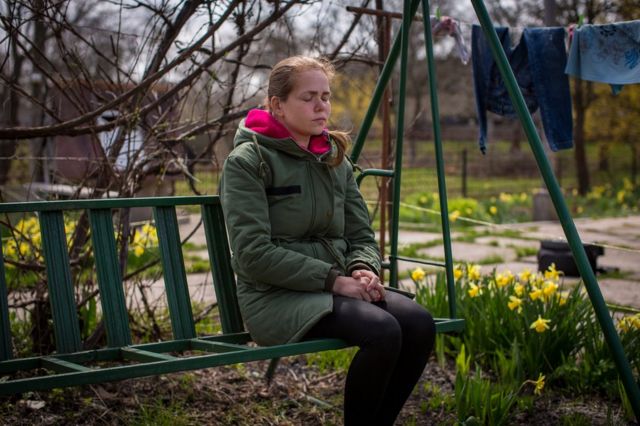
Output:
(472, 25), (573, 154)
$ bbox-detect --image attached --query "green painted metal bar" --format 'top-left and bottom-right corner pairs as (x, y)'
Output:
(355, 168), (395, 187)
(388, 0), (413, 288)
(202, 203), (244, 334)
(39, 211), (82, 353)
(190, 339), (251, 354)
(121, 347), (176, 362)
(153, 206), (196, 340)
(350, 0), (422, 163)
(421, 0), (457, 319)
(0, 196), (218, 214)
(198, 332), (252, 345)
(41, 357), (92, 373)
(395, 256), (445, 268)
(89, 209), (131, 347)
(434, 318), (465, 333)
(470, 0), (640, 418)
(0, 338), (350, 395)
(0, 253), (11, 361)
(0, 357), (40, 374)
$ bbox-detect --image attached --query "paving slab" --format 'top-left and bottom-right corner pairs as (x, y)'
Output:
(419, 242), (518, 263)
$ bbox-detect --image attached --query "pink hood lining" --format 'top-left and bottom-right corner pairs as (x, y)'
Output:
(245, 109), (331, 156)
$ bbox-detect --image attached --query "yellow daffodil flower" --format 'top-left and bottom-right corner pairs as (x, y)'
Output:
(499, 192), (512, 203)
(508, 296), (523, 313)
(534, 374), (545, 395)
(557, 291), (569, 306)
(518, 269), (532, 283)
(449, 210), (461, 222)
(530, 315), (551, 333)
(514, 283), (525, 297)
(544, 263), (560, 281)
(467, 265), (481, 281)
(489, 206), (498, 215)
(453, 266), (463, 280)
(133, 245), (145, 257)
(496, 270), (514, 288)
(529, 287), (543, 301)
(542, 281), (558, 298)
(411, 267), (426, 282)
(468, 283), (482, 298)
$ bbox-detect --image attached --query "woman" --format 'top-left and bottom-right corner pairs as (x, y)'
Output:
(220, 56), (435, 425)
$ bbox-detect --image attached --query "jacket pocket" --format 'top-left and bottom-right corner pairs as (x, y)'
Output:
(266, 185), (301, 196)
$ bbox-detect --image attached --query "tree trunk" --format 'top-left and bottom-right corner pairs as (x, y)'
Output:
(572, 79), (591, 195)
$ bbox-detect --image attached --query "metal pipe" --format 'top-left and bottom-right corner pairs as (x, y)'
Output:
(421, 0), (456, 319)
(388, 0), (412, 288)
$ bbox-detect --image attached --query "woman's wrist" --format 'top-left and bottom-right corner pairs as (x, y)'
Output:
(324, 268), (344, 292)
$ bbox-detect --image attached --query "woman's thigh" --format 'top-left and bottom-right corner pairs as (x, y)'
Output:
(305, 296), (402, 347)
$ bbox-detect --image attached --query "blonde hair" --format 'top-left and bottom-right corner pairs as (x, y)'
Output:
(267, 56), (349, 167)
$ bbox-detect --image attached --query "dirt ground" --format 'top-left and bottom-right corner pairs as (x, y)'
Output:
(0, 355), (636, 425)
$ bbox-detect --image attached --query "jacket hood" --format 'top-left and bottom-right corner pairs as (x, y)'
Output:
(234, 109), (333, 159)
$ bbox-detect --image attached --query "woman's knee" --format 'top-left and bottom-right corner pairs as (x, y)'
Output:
(361, 314), (403, 350)
(396, 303), (436, 350)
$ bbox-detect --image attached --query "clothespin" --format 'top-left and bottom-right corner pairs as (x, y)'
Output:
(577, 14), (584, 28)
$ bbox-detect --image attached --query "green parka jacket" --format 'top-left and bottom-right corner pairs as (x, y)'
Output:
(220, 118), (380, 346)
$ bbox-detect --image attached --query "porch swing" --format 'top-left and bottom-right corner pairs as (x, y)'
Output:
(350, 0), (640, 418)
(0, 2), (637, 417)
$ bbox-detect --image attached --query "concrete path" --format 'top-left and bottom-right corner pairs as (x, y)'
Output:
(393, 216), (640, 308)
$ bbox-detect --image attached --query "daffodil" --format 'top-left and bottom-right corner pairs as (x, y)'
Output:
(514, 283), (525, 297)
(542, 281), (558, 298)
(453, 266), (463, 280)
(508, 296), (523, 313)
(530, 315), (551, 333)
(518, 269), (532, 283)
(544, 263), (560, 281)
(496, 270), (513, 288)
(489, 205), (498, 215)
(529, 287), (543, 301)
(467, 265), (481, 281)
(468, 283), (482, 298)
(449, 210), (461, 222)
(534, 374), (545, 395)
(557, 291), (569, 306)
(411, 267), (426, 282)
(134, 245), (145, 257)
(499, 192), (512, 203)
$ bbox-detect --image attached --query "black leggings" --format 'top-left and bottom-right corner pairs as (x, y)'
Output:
(304, 291), (436, 426)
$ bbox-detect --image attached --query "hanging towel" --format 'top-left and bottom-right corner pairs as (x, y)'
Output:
(431, 15), (470, 64)
(565, 20), (640, 94)
(471, 25), (573, 154)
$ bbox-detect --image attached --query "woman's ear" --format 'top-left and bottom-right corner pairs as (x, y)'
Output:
(269, 96), (282, 117)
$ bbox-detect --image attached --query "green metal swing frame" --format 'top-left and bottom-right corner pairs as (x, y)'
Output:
(350, 0), (639, 419)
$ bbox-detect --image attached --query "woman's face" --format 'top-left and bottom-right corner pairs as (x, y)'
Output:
(271, 69), (331, 145)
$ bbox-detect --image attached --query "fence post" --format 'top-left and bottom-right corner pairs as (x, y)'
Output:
(461, 149), (468, 198)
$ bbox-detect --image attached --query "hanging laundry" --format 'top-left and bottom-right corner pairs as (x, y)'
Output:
(565, 20), (640, 95)
(471, 26), (573, 154)
(431, 15), (470, 64)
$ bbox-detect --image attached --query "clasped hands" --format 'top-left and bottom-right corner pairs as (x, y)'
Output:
(333, 269), (385, 302)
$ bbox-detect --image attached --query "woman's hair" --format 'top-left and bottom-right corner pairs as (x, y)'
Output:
(267, 56), (350, 167)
